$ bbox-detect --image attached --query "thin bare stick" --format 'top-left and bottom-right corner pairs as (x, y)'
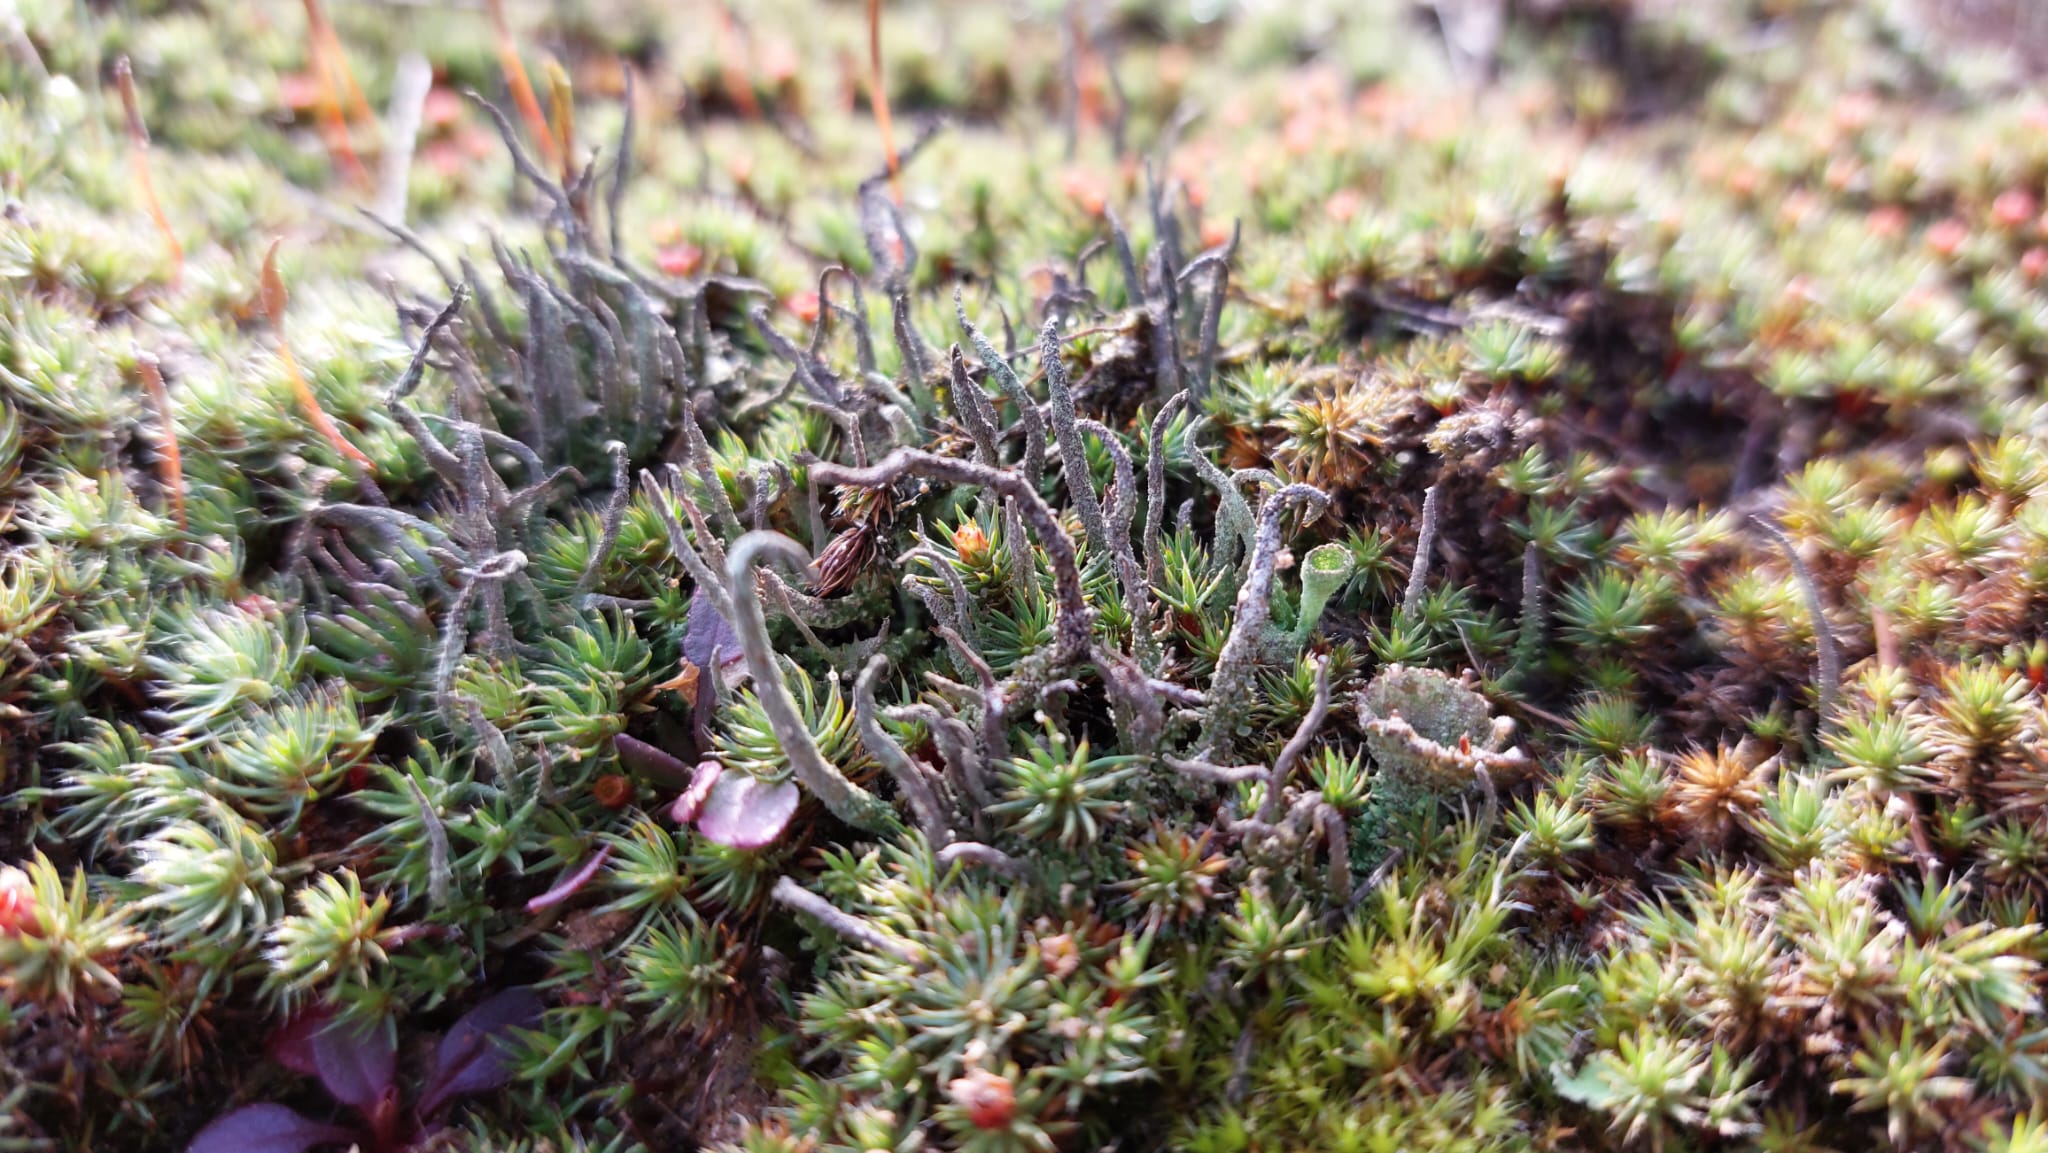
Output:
(1256, 656), (1329, 823)
(855, 655), (950, 844)
(134, 353), (185, 530)
(1757, 518), (1841, 724)
(810, 449), (1093, 663)
(1401, 483), (1440, 618)
(544, 57), (576, 186)
(404, 776), (453, 910)
(1319, 803), (1351, 905)
(484, 0), (560, 172)
(1042, 319), (1109, 555)
(261, 240), (374, 468)
(936, 841), (1023, 876)
(712, 2), (763, 121)
(375, 53), (434, 224)
(728, 532), (897, 832)
(1200, 483), (1328, 757)
(113, 58), (182, 285)
(304, 0), (376, 130)
(771, 877), (920, 961)
(1145, 392), (1189, 586)
(298, 0), (371, 186)
(866, 0), (900, 201)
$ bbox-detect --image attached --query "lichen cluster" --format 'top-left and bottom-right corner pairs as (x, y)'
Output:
(6, 0), (2048, 1150)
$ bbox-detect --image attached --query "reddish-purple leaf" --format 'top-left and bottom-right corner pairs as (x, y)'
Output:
(311, 1018), (397, 1112)
(417, 987), (545, 1117)
(670, 760), (722, 825)
(267, 1008), (334, 1078)
(683, 588), (742, 670)
(694, 772), (798, 849)
(526, 845), (613, 914)
(185, 1104), (354, 1153)
(616, 734), (693, 788)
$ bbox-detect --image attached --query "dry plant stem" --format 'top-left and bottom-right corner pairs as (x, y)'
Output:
(855, 655), (951, 845)
(404, 776), (453, 911)
(261, 240), (375, 468)
(1188, 418), (1253, 573)
(712, 3), (763, 121)
(889, 696), (991, 812)
(484, 0), (560, 172)
(544, 57), (575, 184)
(1175, 221), (1238, 397)
(727, 531), (897, 833)
(375, 53), (434, 224)
(811, 449), (1094, 663)
(1513, 540), (1543, 674)
(1164, 757), (1265, 784)
(573, 442), (630, 599)
(133, 353), (185, 531)
(901, 546), (974, 634)
(1318, 803), (1351, 905)
(956, 292), (1045, 486)
(1077, 417), (1152, 665)
(948, 346), (1002, 467)
(298, 0), (371, 186)
(927, 622), (1003, 807)
(303, 0), (375, 129)
(113, 58), (182, 284)
(1402, 483), (1440, 618)
(1256, 655), (1330, 823)
(1145, 391), (1190, 586)
(1200, 484), (1329, 757)
(640, 468), (736, 626)
(936, 841), (1023, 876)
(771, 877), (919, 962)
(866, 0), (901, 201)
(608, 66), (636, 264)
(1041, 319), (1110, 556)
(1757, 518), (1841, 724)
(1363, 714), (1533, 780)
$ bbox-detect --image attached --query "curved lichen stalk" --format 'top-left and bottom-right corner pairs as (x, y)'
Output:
(1040, 319), (1110, 557)
(726, 531), (898, 833)
(1199, 483), (1329, 758)
(808, 449), (1094, 664)
(956, 291), (1045, 487)
(854, 654), (950, 845)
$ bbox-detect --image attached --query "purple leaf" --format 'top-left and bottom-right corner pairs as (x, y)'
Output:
(186, 1104), (354, 1153)
(417, 987), (545, 1118)
(694, 772), (799, 849)
(683, 588), (743, 670)
(311, 1018), (397, 1112)
(526, 845), (613, 914)
(670, 760), (722, 825)
(267, 1009), (333, 1079)
(615, 734), (692, 788)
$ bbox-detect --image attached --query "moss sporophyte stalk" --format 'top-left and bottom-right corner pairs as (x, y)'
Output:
(9, 1), (2048, 1150)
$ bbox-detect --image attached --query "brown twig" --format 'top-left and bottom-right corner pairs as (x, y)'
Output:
(133, 353), (185, 531)
(712, 2), (762, 121)
(298, 0), (372, 186)
(303, 0), (376, 129)
(113, 57), (183, 285)
(866, 0), (900, 201)
(484, 0), (561, 172)
(260, 239), (374, 469)
(544, 57), (575, 186)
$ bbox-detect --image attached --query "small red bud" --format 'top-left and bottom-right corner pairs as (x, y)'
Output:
(947, 1067), (1015, 1130)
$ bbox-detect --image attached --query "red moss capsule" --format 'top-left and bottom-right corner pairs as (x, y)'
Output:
(0, 867), (37, 938)
(592, 773), (634, 810)
(947, 1068), (1015, 1130)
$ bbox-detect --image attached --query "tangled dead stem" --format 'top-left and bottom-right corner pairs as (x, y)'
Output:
(6, 0), (2048, 1150)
